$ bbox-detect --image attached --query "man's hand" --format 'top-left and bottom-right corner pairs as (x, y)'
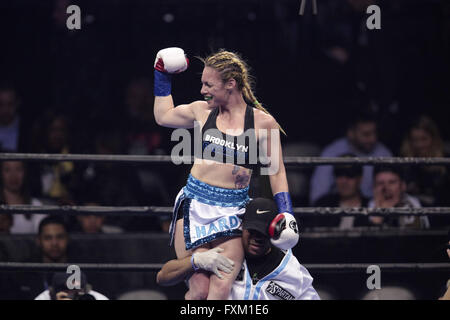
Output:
(373, 185), (396, 208)
(193, 247), (235, 279)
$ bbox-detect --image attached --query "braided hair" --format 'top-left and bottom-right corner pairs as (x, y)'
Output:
(199, 50), (286, 135)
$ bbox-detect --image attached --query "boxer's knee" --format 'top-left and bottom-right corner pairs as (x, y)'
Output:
(185, 287), (209, 300)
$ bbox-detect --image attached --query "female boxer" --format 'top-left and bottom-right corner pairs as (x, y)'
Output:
(153, 48), (298, 299)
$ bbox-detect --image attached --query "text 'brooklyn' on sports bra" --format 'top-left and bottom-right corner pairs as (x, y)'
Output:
(200, 105), (265, 170)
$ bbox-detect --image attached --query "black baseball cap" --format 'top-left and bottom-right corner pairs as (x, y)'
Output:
(242, 198), (278, 237)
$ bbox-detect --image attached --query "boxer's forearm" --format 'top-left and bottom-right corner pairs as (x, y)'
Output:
(269, 164), (289, 195)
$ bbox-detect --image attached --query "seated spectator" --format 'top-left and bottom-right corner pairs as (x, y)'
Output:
(120, 78), (170, 217)
(36, 216), (71, 264)
(368, 165), (429, 229)
(30, 112), (78, 204)
(0, 160), (46, 234)
(78, 131), (160, 231)
(310, 109), (392, 204)
(35, 271), (108, 300)
(12, 216), (75, 299)
(400, 115), (450, 210)
(0, 85), (31, 152)
(0, 213), (12, 233)
(313, 154), (369, 229)
(121, 77), (167, 156)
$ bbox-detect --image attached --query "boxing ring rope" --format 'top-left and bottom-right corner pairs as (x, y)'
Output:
(1, 152), (449, 276)
(0, 262), (448, 273)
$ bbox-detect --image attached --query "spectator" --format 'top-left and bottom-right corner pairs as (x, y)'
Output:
(36, 216), (71, 263)
(400, 115), (450, 208)
(0, 161), (46, 234)
(309, 109), (392, 204)
(80, 131), (143, 206)
(122, 78), (166, 156)
(0, 85), (31, 152)
(30, 112), (78, 204)
(368, 165), (429, 229)
(78, 131), (158, 231)
(120, 78), (170, 209)
(313, 154), (369, 229)
(35, 272), (108, 300)
(11, 216), (74, 299)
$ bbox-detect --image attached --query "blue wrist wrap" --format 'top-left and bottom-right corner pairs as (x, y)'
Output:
(191, 255), (199, 272)
(274, 192), (293, 215)
(154, 70), (172, 96)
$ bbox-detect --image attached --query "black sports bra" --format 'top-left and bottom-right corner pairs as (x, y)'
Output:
(200, 105), (262, 170)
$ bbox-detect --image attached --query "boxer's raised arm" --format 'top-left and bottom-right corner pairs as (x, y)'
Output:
(154, 97), (201, 129)
(156, 256), (194, 286)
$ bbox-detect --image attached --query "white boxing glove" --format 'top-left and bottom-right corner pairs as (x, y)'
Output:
(154, 47), (189, 74)
(268, 213), (299, 250)
(192, 247), (235, 279)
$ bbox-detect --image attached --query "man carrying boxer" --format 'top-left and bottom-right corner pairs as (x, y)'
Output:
(157, 198), (318, 300)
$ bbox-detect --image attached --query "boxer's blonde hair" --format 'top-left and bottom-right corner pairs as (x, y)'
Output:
(200, 50), (286, 135)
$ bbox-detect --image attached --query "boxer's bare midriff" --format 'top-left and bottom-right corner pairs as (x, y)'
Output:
(190, 160), (252, 190)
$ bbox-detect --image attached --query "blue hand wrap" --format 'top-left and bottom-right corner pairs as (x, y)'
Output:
(273, 192), (293, 215)
(154, 70), (172, 96)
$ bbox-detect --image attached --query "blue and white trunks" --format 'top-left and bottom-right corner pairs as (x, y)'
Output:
(169, 174), (250, 250)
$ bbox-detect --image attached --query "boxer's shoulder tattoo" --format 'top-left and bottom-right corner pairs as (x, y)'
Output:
(232, 165), (250, 189)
